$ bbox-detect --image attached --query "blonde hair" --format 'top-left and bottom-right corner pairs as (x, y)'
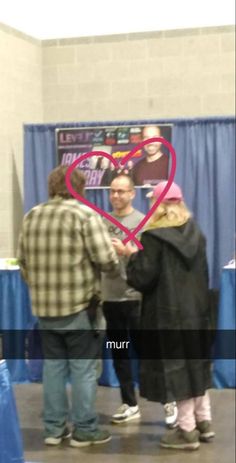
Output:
(145, 200), (191, 230)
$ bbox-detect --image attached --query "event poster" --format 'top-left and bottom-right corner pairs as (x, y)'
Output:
(56, 124), (172, 188)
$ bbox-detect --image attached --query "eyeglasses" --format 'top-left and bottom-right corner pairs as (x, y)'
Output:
(110, 189), (132, 196)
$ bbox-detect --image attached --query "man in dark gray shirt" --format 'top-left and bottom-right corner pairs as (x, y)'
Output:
(102, 174), (144, 423)
(102, 174), (178, 429)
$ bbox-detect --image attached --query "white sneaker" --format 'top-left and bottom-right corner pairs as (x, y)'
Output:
(111, 404), (141, 424)
(164, 402), (178, 428)
(44, 428), (71, 446)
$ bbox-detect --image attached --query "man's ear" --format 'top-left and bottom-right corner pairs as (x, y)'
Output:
(131, 189), (136, 200)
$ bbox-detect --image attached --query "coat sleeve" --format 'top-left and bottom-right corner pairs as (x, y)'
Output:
(126, 232), (162, 292)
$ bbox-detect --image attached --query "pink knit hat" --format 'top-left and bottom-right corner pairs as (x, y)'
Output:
(146, 181), (183, 202)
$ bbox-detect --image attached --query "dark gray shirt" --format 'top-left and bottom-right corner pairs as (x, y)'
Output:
(101, 209), (144, 301)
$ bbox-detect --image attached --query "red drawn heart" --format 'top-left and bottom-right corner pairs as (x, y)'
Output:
(65, 137), (177, 250)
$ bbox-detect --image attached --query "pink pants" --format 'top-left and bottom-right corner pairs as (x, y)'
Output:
(177, 391), (212, 432)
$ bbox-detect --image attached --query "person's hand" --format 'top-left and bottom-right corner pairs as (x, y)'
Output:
(125, 242), (138, 256)
(111, 238), (126, 256)
(111, 238), (137, 257)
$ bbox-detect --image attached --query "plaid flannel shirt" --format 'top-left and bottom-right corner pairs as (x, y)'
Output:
(17, 197), (119, 317)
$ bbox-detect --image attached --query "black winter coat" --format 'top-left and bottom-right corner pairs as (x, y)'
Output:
(126, 219), (212, 403)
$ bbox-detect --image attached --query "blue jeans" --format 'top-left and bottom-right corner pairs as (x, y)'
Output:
(39, 309), (102, 437)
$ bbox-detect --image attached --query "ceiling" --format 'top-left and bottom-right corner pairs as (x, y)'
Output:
(0, 0), (235, 40)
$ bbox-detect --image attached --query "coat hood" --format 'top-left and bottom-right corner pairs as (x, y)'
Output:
(145, 219), (204, 268)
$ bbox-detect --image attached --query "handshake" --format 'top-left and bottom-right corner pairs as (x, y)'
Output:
(111, 238), (138, 257)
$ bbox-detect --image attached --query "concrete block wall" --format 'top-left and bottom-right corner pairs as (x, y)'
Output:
(42, 26), (235, 122)
(0, 23), (235, 256)
(0, 23), (43, 256)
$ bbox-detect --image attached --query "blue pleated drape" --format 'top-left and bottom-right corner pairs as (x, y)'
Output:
(24, 117), (235, 288)
(0, 361), (24, 462)
(173, 118), (235, 288)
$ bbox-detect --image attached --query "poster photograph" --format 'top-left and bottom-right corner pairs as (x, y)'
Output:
(56, 124), (172, 188)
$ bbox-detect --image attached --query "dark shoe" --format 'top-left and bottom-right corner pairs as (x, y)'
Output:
(164, 402), (178, 428)
(70, 429), (111, 448)
(111, 404), (141, 424)
(44, 427), (71, 446)
(196, 420), (215, 442)
(160, 427), (200, 450)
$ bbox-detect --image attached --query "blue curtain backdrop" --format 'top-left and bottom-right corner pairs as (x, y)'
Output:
(24, 117), (235, 288)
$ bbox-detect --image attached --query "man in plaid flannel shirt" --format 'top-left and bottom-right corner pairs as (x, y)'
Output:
(17, 165), (119, 447)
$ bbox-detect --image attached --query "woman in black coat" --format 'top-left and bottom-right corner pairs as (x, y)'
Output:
(112, 181), (215, 451)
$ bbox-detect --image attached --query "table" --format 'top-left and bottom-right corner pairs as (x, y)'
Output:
(0, 269), (119, 385)
(0, 270), (35, 382)
(1, 269), (235, 387)
(213, 268), (236, 388)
